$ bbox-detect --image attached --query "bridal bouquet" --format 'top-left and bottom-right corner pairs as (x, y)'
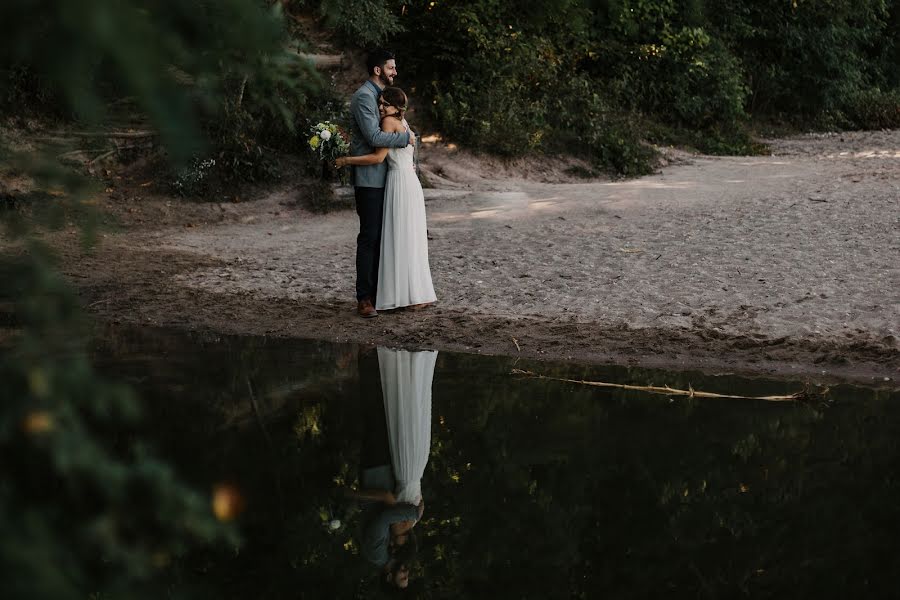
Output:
(308, 121), (349, 162)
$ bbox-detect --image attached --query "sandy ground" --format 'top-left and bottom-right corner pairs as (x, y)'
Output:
(48, 130), (900, 384)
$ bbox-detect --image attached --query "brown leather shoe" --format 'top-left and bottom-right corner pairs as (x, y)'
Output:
(357, 299), (378, 319)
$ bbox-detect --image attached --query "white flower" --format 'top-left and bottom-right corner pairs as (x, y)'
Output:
(320, 130), (332, 141)
(329, 519), (341, 530)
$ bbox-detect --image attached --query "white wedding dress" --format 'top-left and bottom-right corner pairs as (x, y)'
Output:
(378, 347), (437, 506)
(376, 121), (437, 310)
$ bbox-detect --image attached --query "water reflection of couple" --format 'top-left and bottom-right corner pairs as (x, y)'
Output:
(355, 347), (436, 590)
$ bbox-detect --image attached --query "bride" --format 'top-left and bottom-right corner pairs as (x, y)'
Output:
(336, 87), (437, 312)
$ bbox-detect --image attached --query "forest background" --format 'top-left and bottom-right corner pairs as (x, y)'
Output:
(3, 0), (899, 188)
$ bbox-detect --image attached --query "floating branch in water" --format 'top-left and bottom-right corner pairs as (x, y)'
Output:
(510, 369), (827, 403)
(44, 130), (157, 139)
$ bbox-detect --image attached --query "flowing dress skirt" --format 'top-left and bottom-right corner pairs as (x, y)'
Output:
(376, 165), (437, 310)
(378, 347), (437, 506)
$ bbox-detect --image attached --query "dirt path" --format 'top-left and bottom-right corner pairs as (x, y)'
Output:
(61, 130), (899, 384)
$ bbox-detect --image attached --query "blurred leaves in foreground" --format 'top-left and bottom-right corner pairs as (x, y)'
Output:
(0, 246), (238, 599)
(0, 1), (318, 597)
(0, 0), (322, 196)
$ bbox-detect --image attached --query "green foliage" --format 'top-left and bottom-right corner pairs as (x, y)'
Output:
(394, 0), (657, 175)
(706, 0), (892, 115)
(370, 0), (749, 173)
(7, 0), (899, 181)
(0, 0), (322, 197)
(318, 0), (404, 47)
(1, 65), (61, 118)
(647, 121), (763, 156)
(0, 244), (237, 599)
(647, 30), (746, 127)
(881, 1), (900, 87)
(400, 2), (554, 155)
(4, 0), (899, 185)
(1, 0), (301, 160)
(0, 1), (323, 595)
(593, 2), (748, 130)
(322, 0), (899, 173)
(172, 157), (218, 197)
(548, 76), (658, 176)
(841, 88), (900, 130)
(199, 54), (325, 190)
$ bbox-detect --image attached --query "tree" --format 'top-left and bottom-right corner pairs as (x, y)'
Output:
(0, 2), (319, 597)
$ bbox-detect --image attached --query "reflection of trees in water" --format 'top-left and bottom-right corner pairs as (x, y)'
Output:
(91, 329), (374, 596)
(92, 334), (900, 598)
(94, 325), (358, 429)
(421, 353), (900, 597)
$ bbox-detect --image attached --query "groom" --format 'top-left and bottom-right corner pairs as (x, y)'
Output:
(349, 49), (415, 319)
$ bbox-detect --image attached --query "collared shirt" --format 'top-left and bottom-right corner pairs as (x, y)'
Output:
(365, 79), (382, 97)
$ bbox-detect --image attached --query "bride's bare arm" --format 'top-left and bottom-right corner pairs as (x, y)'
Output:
(346, 488), (397, 504)
(335, 147), (388, 167)
(335, 117), (406, 167)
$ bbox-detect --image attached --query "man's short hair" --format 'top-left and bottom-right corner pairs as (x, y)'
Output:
(366, 49), (396, 75)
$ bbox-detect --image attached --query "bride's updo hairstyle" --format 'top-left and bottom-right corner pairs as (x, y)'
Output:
(381, 87), (408, 120)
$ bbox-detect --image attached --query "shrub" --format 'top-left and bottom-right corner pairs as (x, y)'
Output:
(841, 89), (900, 130)
(403, 3), (563, 155)
(707, 0), (891, 117)
(586, 1), (748, 135)
(545, 76), (658, 176)
(171, 157), (217, 197)
(317, 0), (404, 46)
(1, 0), (324, 198)
(394, 1), (656, 174)
(1, 65), (61, 118)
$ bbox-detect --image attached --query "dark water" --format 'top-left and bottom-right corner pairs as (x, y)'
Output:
(91, 325), (900, 599)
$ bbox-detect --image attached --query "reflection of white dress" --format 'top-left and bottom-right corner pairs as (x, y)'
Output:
(376, 121), (437, 311)
(378, 347), (437, 506)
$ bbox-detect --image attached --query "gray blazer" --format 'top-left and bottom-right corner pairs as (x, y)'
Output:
(359, 464), (419, 567)
(348, 80), (410, 189)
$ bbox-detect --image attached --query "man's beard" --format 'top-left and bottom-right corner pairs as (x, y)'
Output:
(378, 73), (394, 86)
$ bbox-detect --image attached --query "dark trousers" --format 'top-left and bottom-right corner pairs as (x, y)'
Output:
(358, 348), (389, 470)
(355, 186), (385, 302)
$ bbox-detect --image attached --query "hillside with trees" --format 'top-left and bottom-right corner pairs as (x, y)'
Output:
(3, 0), (898, 192)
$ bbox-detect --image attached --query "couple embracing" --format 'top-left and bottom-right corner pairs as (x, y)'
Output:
(336, 49), (436, 319)
(355, 346), (436, 589)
